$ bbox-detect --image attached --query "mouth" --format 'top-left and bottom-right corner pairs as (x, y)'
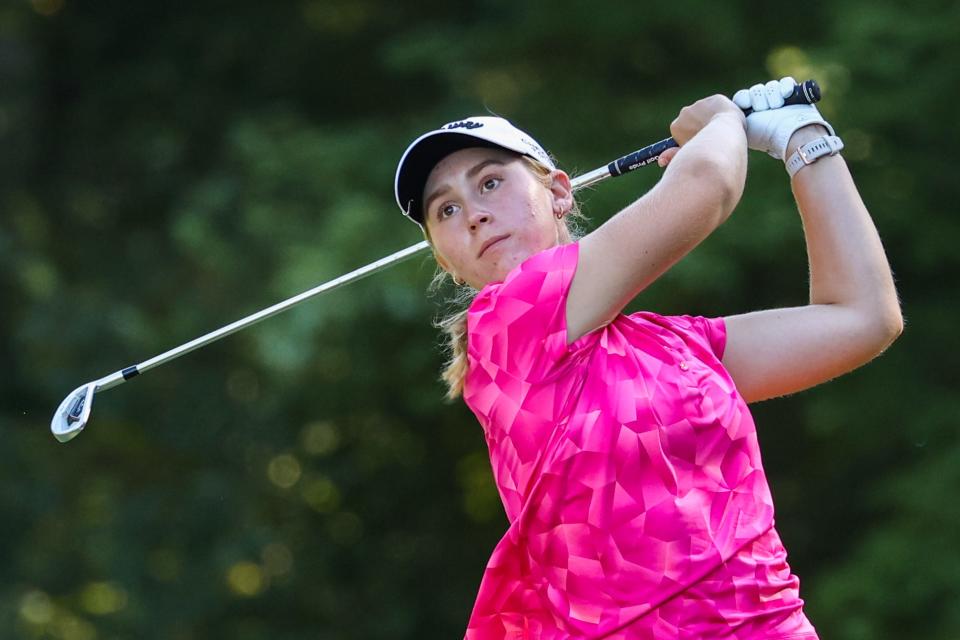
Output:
(478, 234), (510, 258)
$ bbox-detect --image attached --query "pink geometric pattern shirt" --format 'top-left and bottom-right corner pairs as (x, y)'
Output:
(462, 243), (818, 639)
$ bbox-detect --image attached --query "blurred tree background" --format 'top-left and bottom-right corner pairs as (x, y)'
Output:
(1, 1), (957, 638)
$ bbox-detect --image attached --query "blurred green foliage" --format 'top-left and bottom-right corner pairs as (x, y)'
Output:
(1, 1), (957, 638)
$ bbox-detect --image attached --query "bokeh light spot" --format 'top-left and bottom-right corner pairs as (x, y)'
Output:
(20, 258), (58, 300)
(54, 614), (96, 640)
(80, 581), (128, 615)
(300, 475), (341, 513)
(267, 454), (302, 489)
(474, 70), (522, 108)
(226, 562), (265, 597)
(766, 46), (814, 82)
(301, 421), (340, 456)
(19, 590), (54, 624)
(31, 0), (64, 16)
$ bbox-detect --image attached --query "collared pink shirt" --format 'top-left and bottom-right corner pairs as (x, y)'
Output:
(462, 243), (818, 640)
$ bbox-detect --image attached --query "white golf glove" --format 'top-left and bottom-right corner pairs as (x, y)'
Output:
(733, 77), (834, 160)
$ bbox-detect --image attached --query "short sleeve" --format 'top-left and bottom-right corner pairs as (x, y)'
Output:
(680, 314), (728, 360)
(466, 242), (579, 383)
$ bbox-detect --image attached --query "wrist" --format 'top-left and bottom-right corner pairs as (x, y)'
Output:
(711, 109), (747, 129)
(785, 133), (844, 178)
(785, 124), (831, 157)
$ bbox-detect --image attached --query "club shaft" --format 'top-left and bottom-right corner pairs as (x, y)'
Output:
(88, 78), (824, 390)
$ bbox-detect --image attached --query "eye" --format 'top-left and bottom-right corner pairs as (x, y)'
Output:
(437, 202), (460, 220)
(480, 177), (501, 193)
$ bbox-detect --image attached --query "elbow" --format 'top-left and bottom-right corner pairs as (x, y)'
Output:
(864, 303), (904, 354)
(882, 306), (905, 346)
(876, 287), (905, 346)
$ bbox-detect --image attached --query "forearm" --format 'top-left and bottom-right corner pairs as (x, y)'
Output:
(598, 111), (748, 258)
(663, 111), (748, 220)
(788, 127), (903, 335)
(719, 80), (903, 401)
(568, 108), (747, 341)
(722, 148), (903, 401)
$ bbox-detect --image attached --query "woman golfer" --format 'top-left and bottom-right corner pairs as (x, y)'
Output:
(394, 78), (901, 639)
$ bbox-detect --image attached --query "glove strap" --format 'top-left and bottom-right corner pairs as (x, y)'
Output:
(786, 135), (844, 177)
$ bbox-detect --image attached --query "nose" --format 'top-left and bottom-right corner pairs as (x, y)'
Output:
(466, 206), (491, 232)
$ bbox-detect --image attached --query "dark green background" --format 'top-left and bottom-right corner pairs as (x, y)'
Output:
(2, 1), (957, 638)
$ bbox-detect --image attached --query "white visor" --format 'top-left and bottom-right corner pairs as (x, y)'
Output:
(394, 116), (555, 225)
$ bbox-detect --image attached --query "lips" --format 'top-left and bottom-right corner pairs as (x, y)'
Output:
(478, 234), (510, 258)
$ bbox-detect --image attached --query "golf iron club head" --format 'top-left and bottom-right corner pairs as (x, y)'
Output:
(51, 382), (96, 443)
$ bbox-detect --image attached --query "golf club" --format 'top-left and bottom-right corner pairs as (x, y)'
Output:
(51, 80), (822, 443)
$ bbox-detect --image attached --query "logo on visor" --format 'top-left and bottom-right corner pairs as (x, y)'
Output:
(444, 121), (483, 130)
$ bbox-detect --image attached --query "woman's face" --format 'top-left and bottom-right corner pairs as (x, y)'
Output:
(423, 147), (572, 289)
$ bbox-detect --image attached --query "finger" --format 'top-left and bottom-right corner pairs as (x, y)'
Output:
(657, 147), (680, 167)
(765, 79), (784, 108)
(669, 115), (683, 144)
(749, 83), (770, 112)
(778, 76), (797, 98)
(732, 88), (752, 110)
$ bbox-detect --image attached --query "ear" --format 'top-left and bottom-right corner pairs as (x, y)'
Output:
(548, 169), (574, 214)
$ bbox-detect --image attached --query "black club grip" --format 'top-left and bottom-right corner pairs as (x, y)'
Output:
(742, 78), (821, 116)
(607, 138), (679, 176)
(607, 79), (821, 178)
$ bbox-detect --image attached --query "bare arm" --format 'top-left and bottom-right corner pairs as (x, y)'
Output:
(567, 97), (748, 343)
(722, 125), (903, 402)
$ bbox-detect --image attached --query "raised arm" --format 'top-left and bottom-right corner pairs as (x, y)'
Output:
(567, 96), (748, 343)
(721, 82), (903, 402)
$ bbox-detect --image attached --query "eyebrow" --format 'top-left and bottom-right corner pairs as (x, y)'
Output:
(423, 158), (507, 218)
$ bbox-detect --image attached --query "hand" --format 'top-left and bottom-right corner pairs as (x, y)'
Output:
(733, 77), (834, 160)
(669, 94), (745, 147)
(659, 94), (744, 168)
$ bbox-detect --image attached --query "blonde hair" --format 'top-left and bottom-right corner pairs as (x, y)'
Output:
(424, 156), (584, 400)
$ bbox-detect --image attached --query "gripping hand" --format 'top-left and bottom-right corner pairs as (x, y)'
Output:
(733, 77), (834, 160)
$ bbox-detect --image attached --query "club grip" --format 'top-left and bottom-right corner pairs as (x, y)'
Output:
(742, 78), (821, 116)
(607, 79), (821, 178)
(607, 138), (679, 177)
